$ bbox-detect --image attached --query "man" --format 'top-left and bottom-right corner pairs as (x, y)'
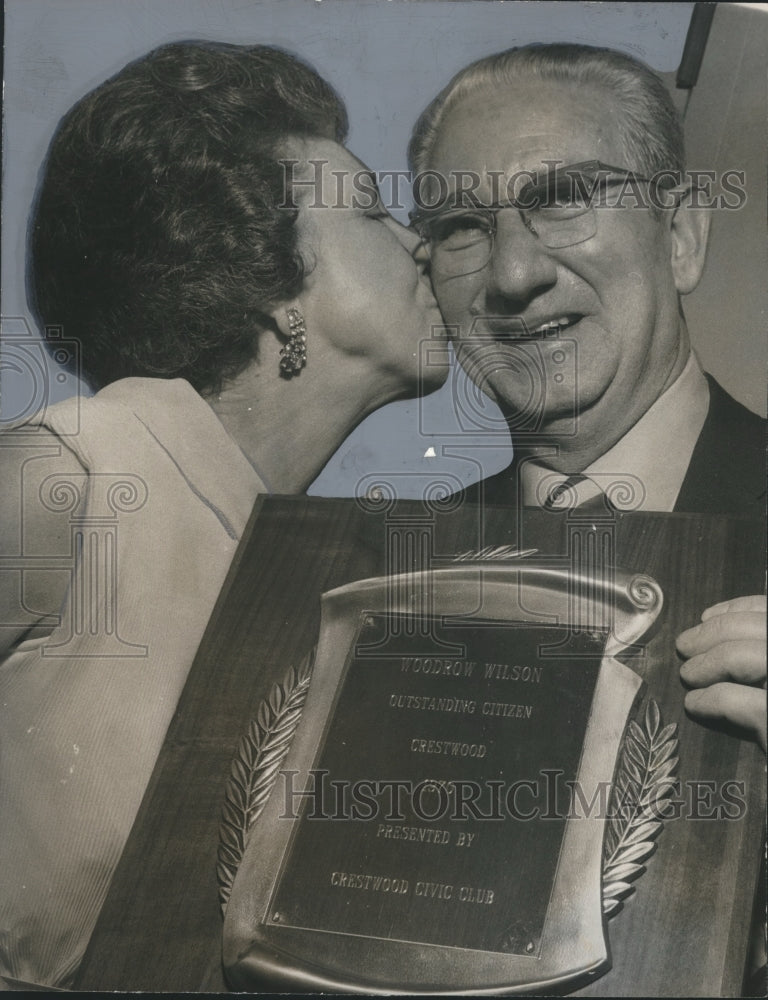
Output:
(408, 45), (765, 748)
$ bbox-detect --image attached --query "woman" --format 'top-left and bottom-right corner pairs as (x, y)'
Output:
(0, 41), (446, 987)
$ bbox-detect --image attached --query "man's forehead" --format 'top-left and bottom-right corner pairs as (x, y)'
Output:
(428, 81), (621, 180)
(439, 133), (586, 195)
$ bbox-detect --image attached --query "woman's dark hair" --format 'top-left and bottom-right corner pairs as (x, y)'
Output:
(28, 41), (348, 394)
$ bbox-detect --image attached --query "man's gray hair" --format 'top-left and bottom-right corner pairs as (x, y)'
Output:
(408, 43), (685, 179)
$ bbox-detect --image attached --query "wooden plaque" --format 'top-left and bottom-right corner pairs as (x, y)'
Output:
(74, 501), (766, 996)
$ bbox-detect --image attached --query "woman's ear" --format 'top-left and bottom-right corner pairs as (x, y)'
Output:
(669, 195), (711, 295)
(267, 299), (302, 340)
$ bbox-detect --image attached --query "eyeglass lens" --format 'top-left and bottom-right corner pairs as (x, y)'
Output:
(427, 205), (598, 275)
(422, 169), (643, 275)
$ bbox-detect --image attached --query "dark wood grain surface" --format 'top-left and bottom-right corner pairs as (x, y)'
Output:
(75, 498), (766, 995)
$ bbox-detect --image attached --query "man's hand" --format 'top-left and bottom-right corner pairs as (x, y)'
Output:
(676, 595), (767, 752)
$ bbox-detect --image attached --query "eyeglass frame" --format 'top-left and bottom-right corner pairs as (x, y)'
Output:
(408, 160), (684, 272)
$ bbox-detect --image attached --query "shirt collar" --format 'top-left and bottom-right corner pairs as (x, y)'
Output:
(521, 353), (710, 512)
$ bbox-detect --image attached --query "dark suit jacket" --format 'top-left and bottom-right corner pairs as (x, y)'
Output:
(461, 375), (765, 518)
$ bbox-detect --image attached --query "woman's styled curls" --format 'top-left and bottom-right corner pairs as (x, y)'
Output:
(28, 42), (348, 395)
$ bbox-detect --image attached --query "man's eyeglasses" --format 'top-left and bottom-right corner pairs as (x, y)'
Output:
(409, 160), (676, 277)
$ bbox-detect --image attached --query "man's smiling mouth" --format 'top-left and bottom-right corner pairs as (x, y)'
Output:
(479, 314), (582, 339)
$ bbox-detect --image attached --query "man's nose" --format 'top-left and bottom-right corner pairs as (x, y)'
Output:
(485, 210), (558, 302)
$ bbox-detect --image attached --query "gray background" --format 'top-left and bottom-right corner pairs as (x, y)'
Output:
(2, 1), (764, 497)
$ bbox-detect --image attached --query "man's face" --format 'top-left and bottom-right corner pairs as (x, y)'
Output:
(426, 79), (689, 458)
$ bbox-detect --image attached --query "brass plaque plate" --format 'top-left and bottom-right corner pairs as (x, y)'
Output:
(270, 614), (602, 955)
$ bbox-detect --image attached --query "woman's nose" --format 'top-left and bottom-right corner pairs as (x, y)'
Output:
(390, 215), (426, 257)
(411, 236), (431, 267)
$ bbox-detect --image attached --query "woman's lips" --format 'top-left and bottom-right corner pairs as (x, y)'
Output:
(419, 278), (444, 316)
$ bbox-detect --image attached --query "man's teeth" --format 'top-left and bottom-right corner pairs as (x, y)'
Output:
(530, 317), (571, 336)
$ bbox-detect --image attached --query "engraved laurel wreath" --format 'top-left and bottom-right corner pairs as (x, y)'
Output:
(217, 653), (314, 912)
(601, 700), (679, 916)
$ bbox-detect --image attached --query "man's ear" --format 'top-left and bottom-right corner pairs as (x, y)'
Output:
(669, 197), (711, 295)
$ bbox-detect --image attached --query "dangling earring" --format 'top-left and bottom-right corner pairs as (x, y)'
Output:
(279, 307), (307, 376)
